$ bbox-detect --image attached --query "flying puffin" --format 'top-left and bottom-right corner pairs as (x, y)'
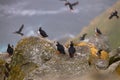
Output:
(80, 33), (87, 41)
(39, 27), (48, 38)
(56, 42), (66, 54)
(60, 0), (79, 11)
(68, 41), (76, 58)
(95, 27), (102, 36)
(13, 24), (24, 36)
(7, 44), (14, 56)
(109, 10), (119, 19)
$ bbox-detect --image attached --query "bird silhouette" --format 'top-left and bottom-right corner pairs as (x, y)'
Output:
(39, 27), (48, 38)
(7, 44), (14, 56)
(95, 27), (102, 36)
(96, 49), (103, 57)
(60, 0), (79, 10)
(56, 42), (66, 54)
(80, 33), (87, 41)
(13, 24), (24, 36)
(109, 10), (119, 19)
(68, 41), (76, 58)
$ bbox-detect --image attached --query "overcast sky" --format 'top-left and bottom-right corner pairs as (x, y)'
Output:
(0, 0), (118, 52)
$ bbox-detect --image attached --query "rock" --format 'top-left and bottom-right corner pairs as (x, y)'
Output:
(6, 36), (92, 80)
(1, 34), (119, 80)
(89, 35), (110, 52)
(7, 36), (55, 80)
(0, 58), (6, 80)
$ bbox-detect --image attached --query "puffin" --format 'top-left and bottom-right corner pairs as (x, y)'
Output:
(109, 10), (119, 19)
(80, 33), (87, 41)
(95, 27), (102, 36)
(56, 42), (66, 54)
(13, 24), (24, 36)
(68, 41), (76, 58)
(7, 44), (14, 56)
(39, 27), (48, 38)
(60, 0), (79, 10)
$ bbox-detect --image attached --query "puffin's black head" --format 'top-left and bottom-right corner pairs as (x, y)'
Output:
(70, 41), (74, 47)
(39, 27), (42, 31)
(8, 44), (11, 47)
(56, 42), (60, 46)
(98, 49), (103, 53)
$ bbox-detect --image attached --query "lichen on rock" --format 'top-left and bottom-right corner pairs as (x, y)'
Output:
(1, 35), (120, 80)
(7, 36), (56, 80)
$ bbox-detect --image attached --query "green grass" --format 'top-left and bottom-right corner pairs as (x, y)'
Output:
(78, 1), (120, 49)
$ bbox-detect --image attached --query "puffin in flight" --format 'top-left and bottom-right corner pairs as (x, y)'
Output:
(7, 44), (14, 56)
(109, 10), (119, 19)
(13, 24), (24, 36)
(39, 27), (48, 38)
(56, 42), (66, 54)
(80, 33), (87, 41)
(60, 0), (79, 11)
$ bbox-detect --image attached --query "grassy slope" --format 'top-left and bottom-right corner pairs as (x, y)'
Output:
(78, 1), (120, 49)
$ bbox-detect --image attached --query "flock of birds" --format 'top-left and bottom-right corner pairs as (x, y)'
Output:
(5, 25), (107, 58)
(6, 0), (119, 58)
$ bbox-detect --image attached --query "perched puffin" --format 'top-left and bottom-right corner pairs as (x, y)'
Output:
(95, 27), (102, 36)
(13, 24), (24, 36)
(68, 41), (76, 58)
(60, 0), (79, 10)
(39, 27), (48, 38)
(7, 44), (14, 56)
(109, 10), (119, 19)
(80, 33), (87, 41)
(56, 42), (66, 54)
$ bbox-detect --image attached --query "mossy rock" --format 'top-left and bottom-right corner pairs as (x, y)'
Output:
(115, 64), (120, 75)
(0, 59), (6, 80)
(8, 36), (56, 80)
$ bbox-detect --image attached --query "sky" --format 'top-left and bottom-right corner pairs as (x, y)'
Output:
(0, 0), (118, 52)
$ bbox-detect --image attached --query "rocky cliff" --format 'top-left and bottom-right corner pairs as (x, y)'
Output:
(0, 35), (120, 80)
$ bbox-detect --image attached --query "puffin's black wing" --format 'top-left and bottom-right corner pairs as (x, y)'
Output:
(68, 44), (76, 58)
(68, 47), (76, 54)
(80, 33), (87, 40)
(116, 15), (119, 18)
(71, 1), (79, 6)
(41, 30), (48, 37)
(115, 13), (119, 19)
(109, 14), (114, 19)
(95, 28), (102, 35)
(39, 28), (48, 37)
(60, 45), (66, 54)
(18, 24), (24, 32)
(97, 29), (102, 34)
(56, 42), (66, 54)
